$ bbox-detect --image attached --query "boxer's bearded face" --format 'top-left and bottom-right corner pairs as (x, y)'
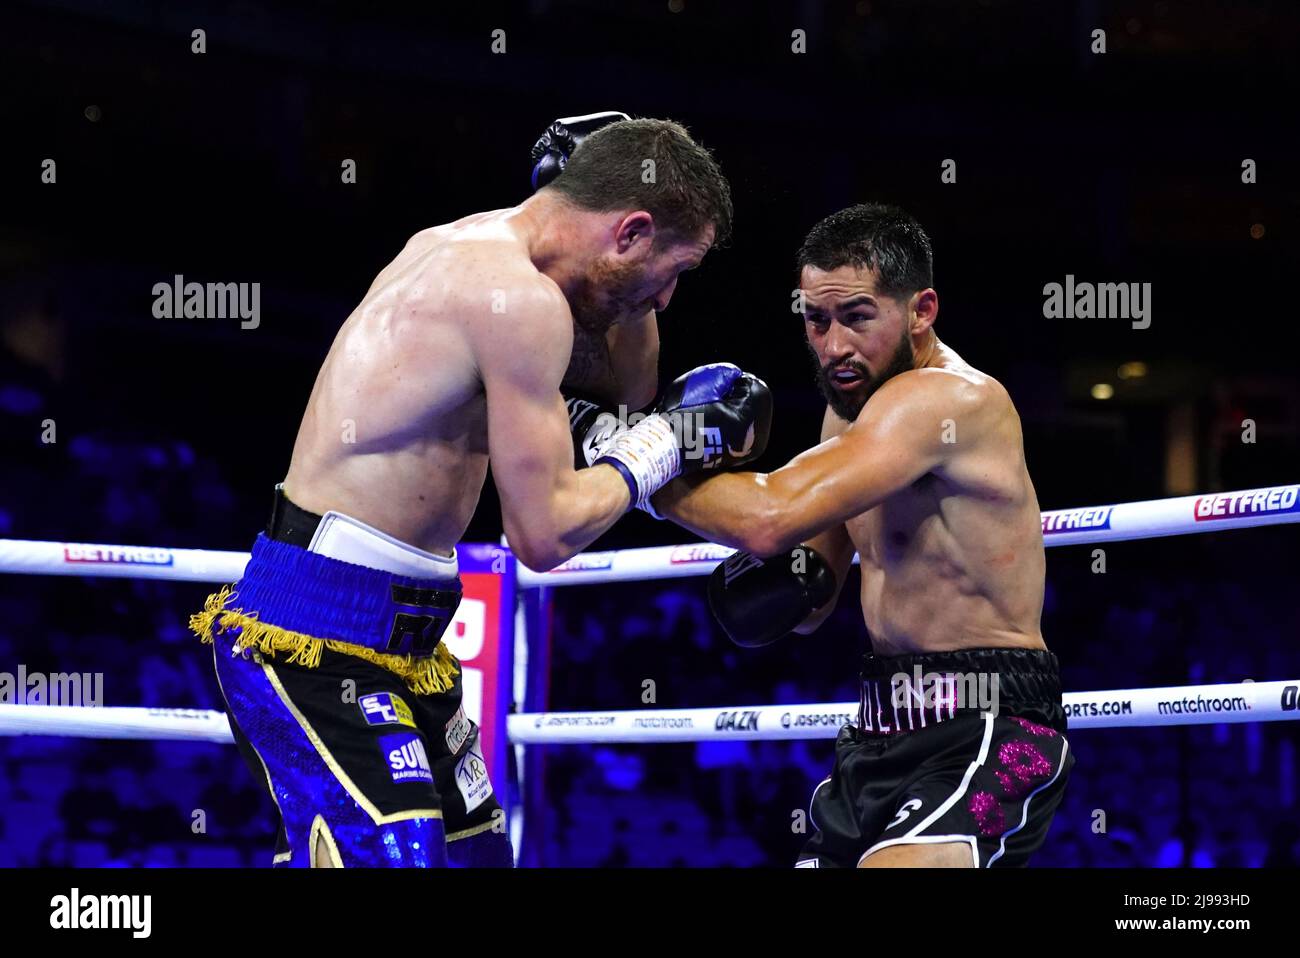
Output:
(801, 265), (918, 422)
(569, 229), (712, 333)
(569, 255), (653, 333)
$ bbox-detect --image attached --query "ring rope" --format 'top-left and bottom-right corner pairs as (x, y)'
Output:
(1, 680), (1293, 743)
(0, 483), (1293, 587)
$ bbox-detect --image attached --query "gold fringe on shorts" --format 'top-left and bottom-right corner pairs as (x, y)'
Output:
(189, 585), (460, 695)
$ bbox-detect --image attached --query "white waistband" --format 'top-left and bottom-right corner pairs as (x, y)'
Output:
(306, 510), (459, 581)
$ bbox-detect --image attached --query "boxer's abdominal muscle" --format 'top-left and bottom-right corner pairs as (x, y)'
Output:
(848, 470), (1048, 656)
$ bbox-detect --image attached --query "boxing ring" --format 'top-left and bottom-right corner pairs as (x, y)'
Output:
(1, 482), (1297, 865)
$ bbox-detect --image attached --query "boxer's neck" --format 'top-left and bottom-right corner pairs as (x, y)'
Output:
(913, 329), (941, 369)
(515, 192), (606, 299)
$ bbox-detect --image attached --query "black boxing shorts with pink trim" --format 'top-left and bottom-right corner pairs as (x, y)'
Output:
(796, 647), (1073, 868)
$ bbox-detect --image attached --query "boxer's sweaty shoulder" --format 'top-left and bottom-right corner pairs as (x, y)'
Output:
(284, 209), (566, 554)
(846, 357), (1046, 655)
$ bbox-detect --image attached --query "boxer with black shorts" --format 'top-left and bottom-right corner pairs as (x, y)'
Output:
(653, 203), (1073, 868)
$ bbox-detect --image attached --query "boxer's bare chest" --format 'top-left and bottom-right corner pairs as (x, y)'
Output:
(847, 473), (948, 574)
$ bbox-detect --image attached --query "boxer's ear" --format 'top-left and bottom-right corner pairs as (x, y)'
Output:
(613, 211), (656, 253)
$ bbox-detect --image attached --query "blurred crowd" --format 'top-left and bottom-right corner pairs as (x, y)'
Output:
(1, 308), (1297, 868)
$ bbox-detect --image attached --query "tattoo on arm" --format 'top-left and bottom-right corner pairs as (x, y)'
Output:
(563, 326), (616, 396)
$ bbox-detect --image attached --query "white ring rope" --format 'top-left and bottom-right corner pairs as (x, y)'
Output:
(0, 483), (1293, 747)
(0, 705), (236, 743)
(1, 680), (1294, 743)
(0, 483), (1293, 587)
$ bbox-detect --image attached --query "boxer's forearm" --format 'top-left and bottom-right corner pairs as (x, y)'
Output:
(652, 472), (786, 555)
(510, 464), (631, 571)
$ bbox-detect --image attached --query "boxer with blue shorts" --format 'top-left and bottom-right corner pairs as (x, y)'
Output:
(190, 114), (765, 866)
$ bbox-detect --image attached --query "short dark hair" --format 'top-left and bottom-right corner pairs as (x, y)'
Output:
(544, 118), (733, 246)
(796, 203), (933, 299)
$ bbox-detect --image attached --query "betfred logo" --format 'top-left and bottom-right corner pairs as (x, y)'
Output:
(379, 733), (433, 784)
(547, 552), (614, 574)
(63, 544), (174, 566)
(670, 544), (734, 564)
(1041, 508), (1113, 535)
(1194, 487), (1299, 522)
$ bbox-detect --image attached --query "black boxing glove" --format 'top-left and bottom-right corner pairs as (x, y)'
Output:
(707, 546), (837, 648)
(657, 363), (772, 476)
(595, 363), (772, 513)
(565, 393), (627, 469)
(531, 111), (631, 190)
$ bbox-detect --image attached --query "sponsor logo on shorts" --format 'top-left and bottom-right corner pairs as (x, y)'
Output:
(445, 705), (472, 753)
(670, 543), (735, 564)
(714, 709), (760, 732)
(781, 711), (854, 729)
(62, 544), (174, 566)
(455, 740), (493, 812)
(359, 692), (415, 727)
(1041, 507), (1113, 535)
(1193, 486), (1299, 522)
(888, 797), (924, 831)
(379, 732), (433, 784)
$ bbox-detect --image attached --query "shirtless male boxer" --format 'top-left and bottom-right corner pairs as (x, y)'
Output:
(189, 114), (772, 867)
(653, 203), (1073, 867)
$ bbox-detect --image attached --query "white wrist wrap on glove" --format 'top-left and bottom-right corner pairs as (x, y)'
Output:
(596, 413), (681, 510)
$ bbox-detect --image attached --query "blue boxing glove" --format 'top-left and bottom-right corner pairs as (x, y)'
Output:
(595, 363), (772, 512)
(530, 111), (631, 190)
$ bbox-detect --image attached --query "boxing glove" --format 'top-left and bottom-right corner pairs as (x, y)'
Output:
(595, 363), (772, 512)
(708, 545), (837, 648)
(530, 111), (631, 191)
(565, 393), (627, 469)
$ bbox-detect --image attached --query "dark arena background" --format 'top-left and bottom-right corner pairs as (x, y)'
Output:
(2, 0), (1298, 879)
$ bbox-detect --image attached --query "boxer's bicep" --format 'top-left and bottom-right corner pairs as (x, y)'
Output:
(477, 295), (576, 563)
(478, 294), (631, 570)
(762, 385), (952, 548)
(792, 407), (856, 633)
